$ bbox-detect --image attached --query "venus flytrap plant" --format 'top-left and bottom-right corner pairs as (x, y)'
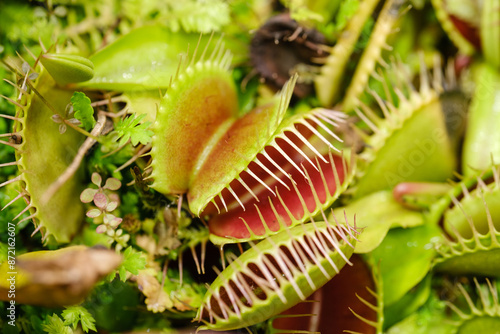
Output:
(39, 53), (94, 86)
(351, 57), (465, 199)
(432, 0), (500, 69)
(147, 38), (356, 246)
(0, 54), (86, 243)
(3, 1), (500, 333)
(196, 214), (360, 330)
(357, 165), (500, 331)
(432, 164), (500, 277)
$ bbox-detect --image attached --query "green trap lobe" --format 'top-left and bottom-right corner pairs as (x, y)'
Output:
(208, 152), (346, 242)
(151, 70), (238, 195)
(188, 103), (280, 214)
(435, 249), (500, 277)
(355, 95), (456, 199)
(40, 53), (94, 85)
(462, 63), (500, 176)
(19, 71), (85, 242)
(332, 190), (424, 254)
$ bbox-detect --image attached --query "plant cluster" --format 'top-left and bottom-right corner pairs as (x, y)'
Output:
(0, 0), (499, 333)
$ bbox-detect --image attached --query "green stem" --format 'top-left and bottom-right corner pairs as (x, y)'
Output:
(342, 0), (405, 111)
(64, 119), (101, 141)
(315, 0), (382, 106)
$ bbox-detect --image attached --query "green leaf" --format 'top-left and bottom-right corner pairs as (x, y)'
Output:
(0, 242), (7, 264)
(62, 306), (97, 333)
(113, 113), (153, 146)
(42, 314), (73, 334)
(335, 0), (360, 32)
(40, 53), (94, 85)
(118, 246), (147, 281)
(331, 191), (424, 253)
(71, 92), (96, 131)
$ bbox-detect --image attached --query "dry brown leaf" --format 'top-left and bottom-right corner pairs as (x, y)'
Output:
(0, 245), (121, 307)
(136, 271), (172, 313)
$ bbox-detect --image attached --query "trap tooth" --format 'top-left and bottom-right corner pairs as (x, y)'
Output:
(196, 218), (359, 331)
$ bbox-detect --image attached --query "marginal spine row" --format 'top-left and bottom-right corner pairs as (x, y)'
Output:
(198, 218), (358, 324)
(437, 166), (500, 257)
(1, 54), (41, 236)
(215, 108), (347, 214)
